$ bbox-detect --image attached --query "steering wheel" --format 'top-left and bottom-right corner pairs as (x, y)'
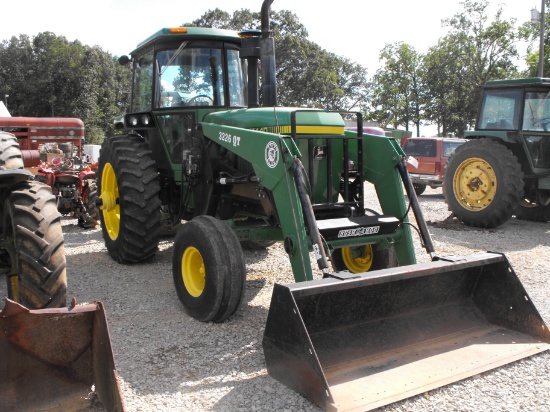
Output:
(187, 95), (214, 106)
(51, 157), (74, 169)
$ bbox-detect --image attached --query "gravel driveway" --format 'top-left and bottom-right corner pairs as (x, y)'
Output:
(6, 185), (550, 411)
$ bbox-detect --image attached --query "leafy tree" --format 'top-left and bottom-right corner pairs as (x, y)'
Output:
(0, 33), (131, 144)
(423, 0), (519, 136)
(371, 42), (424, 136)
(184, 8), (370, 111)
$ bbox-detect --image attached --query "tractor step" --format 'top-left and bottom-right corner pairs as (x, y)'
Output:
(316, 215), (399, 242)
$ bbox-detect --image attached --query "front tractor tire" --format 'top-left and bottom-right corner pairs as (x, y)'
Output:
(443, 139), (523, 228)
(78, 179), (100, 228)
(3, 181), (67, 309)
(331, 244), (397, 273)
(515, 201), (550, 223)
(173, 216), (246, 323)
(98, 134), (161, 263)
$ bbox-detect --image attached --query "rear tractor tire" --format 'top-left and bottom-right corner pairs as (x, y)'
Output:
(443, 139), (523, 228)
(173, 215), (246, 322)
(0, 133), (66, 309)
(98, 135), (161, 262)
(331, 244), (398, 273)
(3, 181), (67, 309)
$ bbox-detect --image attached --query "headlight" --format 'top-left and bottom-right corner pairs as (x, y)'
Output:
(125, 113), (154, 129)
(128, 116), (138, 127)
(140, 114), (151, 126)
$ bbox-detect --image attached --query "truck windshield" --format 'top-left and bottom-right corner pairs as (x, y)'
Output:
(478, 90), (521, 130)
(523, 91), (550, 131)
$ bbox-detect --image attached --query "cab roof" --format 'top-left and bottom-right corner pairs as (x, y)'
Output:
(484, 78), (550, 88)
(132, 27), (242, 54)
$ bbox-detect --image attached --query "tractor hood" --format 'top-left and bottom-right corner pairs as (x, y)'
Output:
(203, 107), (345, 135)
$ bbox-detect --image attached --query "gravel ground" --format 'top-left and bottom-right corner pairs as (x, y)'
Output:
(4, 185), (550, 411)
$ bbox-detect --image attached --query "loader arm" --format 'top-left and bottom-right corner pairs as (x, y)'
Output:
(200, 122), (317, 281)
(354, 131), (417, 265)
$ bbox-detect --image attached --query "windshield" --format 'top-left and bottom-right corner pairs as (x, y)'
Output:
(157, 46), (224, 108)
(131, 42), (247, 111)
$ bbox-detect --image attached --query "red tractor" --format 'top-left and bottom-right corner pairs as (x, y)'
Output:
(35, 153), (99, 228)
(0, 117), (99, 227)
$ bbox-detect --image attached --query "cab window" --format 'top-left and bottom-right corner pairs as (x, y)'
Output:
(131, 49), (154, 113)
(478, 90), (520, 130)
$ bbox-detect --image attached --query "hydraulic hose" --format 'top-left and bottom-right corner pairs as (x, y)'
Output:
(291, 157), (331, 277)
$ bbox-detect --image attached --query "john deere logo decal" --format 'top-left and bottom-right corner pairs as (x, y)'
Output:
(313, 146), (326, 160)
(265, 141), (279, 168)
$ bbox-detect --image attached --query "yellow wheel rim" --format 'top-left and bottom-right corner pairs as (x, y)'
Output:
(341, 245), (374, 273)
(181, 246), (206, 297)
(452, 157), (497, 211)
(100, 162), (120, 240)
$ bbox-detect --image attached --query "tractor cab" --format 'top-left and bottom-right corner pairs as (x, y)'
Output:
(470, 78), (550, 170)
(125, 30), (248, 113)
(450, 78), (550, 226)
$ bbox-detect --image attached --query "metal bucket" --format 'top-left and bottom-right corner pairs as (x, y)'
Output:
(0, 299), (125, 412)
(263, 252), (550, 411)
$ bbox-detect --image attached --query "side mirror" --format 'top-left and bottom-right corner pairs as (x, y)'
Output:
(118, 55), (131, 66)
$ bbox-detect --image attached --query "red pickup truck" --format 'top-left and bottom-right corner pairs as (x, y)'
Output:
(402, 137), (466, 195)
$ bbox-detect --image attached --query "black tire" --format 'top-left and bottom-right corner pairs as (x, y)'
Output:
(98, 135), (161, 262)
(173, 215), (246, 322)
(514, 201), (550, 223)
(443, 139), (523, 228)
(413, 184), (426, 196)
(0, 133), (65, 308)
(2, 180), (67, 309)
(331, 244), (398, 273)
(0, 132), (25, 170)
(78, 179), (100, 228)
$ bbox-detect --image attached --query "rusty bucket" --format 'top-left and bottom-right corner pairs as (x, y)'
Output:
(263, 252), (550, 411)
(0, 299), (124, 412)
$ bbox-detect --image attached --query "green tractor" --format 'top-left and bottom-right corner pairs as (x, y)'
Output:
(97, 2), (550, 410)
(444, 78), (550, 227)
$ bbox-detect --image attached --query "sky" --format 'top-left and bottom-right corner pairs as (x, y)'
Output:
(0, 0), (536, 134)
(0, 0), (533, 73)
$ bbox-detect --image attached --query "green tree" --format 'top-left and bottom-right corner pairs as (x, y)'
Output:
(423, 0), (519, 136)
(371, 43), (424, 136)
(185, 8), (370, 111)
(0, 32), (131, 144)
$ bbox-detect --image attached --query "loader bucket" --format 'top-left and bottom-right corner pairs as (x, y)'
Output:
(263, 252), (550, 411)
(0, 299), (124, 412)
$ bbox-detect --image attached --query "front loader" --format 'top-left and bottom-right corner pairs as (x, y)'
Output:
(97, 1), (550, 410)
